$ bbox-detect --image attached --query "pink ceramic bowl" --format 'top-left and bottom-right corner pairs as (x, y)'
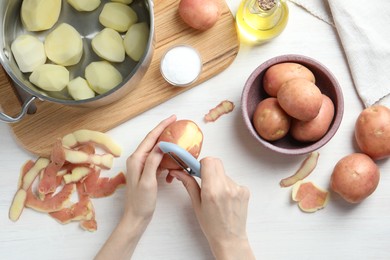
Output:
(241, 54), (344, 155)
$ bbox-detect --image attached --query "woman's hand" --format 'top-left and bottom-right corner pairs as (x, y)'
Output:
(170, 157), (255, 260)
(123, 114), (176, 224)
(95, 115), (176, 260)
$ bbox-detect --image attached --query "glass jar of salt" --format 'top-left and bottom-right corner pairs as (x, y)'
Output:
(160, 45), (202, 87)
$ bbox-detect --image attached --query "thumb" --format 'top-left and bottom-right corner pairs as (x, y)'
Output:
(170, 170), (201, 210)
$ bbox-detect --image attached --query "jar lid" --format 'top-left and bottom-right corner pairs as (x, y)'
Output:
(160, 45), (202, 87)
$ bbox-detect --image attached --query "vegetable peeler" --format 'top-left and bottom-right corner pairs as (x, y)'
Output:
(158, 141), (201, 178)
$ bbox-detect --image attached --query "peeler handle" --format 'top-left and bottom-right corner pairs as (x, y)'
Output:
(158, 141), (201, 178)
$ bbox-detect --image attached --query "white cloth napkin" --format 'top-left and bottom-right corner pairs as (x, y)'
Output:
(289, 0), (390, 108)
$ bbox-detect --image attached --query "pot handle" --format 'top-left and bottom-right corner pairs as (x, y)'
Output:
(0, 96), (36, 123)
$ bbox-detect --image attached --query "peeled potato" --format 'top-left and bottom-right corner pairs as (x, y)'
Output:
(124, 22), (149, 61)
(21, 0), (61, 31)
(45, 23), (83, 66)
(11, 34), (46, 73)
(99, 2), (138, 32)
(112, 0), (133, 4)
(67, 0), (101, 12)
(29, 64), (69, 92)
(92, 28), (125, 63)
(85, 61), (123, 94)
(67, 77), (96, 100)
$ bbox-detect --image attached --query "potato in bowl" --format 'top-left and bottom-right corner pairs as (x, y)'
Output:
(241, 54), (344, 155)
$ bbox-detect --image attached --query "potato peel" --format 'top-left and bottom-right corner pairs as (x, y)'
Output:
(38, 140), (66, 196)
(8, 129), (125, 231)
(25, 183), (76, 213)
(9, 189), (27, 222)
(204, 100), (235, 123)
(62, 129), (122, 157)
(292, 181), (329, 213)
(280, 151), (319, 187)
(49, 183), (94, 224)
(83, 171), (126, 198)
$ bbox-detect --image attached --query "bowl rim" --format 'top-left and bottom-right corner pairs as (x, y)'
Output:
(241, 54), (344, 155)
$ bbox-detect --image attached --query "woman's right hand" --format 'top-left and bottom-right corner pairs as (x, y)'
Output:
(169, 157), (255, 260)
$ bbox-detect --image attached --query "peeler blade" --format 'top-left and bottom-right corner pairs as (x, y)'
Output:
(158, 141), (201, 178)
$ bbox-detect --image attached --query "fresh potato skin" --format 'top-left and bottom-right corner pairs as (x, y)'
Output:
(178, 0), (221, 31)
(291, 94), (335, 142)
(277, 78), (322, 121)
(330, 153), (380, 203)
(157, 120), (203, 170)
(263, 62), (315, 97)
(355, 105), (390, 160)
(253, 97), (291, 141)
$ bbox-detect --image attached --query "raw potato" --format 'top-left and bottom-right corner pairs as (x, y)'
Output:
(21, 0), (62, 31)
(263, 62), (315, 97)
(330, 153), (380, 203)
(355, 105), (390, 160)
(252, 97), (291, 141)
(99, 2), (138, 32)
(67, 77), (96, 100)
(112, 0), (133, 4)
(11, 34), (46, 73)
(67, 0), (101, 12)
(157, 120), (203, 170)
(290, 94), (335, 142)
(178, 0), (221, 31)
(44, 23), (83, 66)
(277, 78), (322, 121)
(29, 64), (70, 92)
(85, 61), (123, 94)
(124, 22), (150, 61)
(92, 28), (125, 63)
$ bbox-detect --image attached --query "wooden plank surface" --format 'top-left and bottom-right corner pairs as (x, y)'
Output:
(0, 0), (239, 157)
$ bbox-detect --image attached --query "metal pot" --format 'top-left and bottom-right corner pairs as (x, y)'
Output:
(0, 0), (155, 123)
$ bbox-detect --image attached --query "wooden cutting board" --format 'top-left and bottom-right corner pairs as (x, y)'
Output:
(0, 0), (239, 157)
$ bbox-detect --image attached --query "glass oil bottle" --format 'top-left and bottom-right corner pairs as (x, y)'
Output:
(236, 0), (289, 44)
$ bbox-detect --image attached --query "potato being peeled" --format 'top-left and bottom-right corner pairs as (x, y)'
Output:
(253, 97), (291, 141)
(179, 0), (221, 31)
(355, 105), (390, 160)
(263, 62), (315, 97)
(21, 0), (61, 32)
(29, 64), (69, 92)
(157, 120), (203, 170)
(44, 23), (83, 66)
(330, 153), (380, 203)
(85, 61), (123, 94)
(290, 94), (335, 142)
(277, 78), (322, 121)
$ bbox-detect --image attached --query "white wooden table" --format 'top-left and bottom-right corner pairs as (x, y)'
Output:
(1, 1), (389, 259)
